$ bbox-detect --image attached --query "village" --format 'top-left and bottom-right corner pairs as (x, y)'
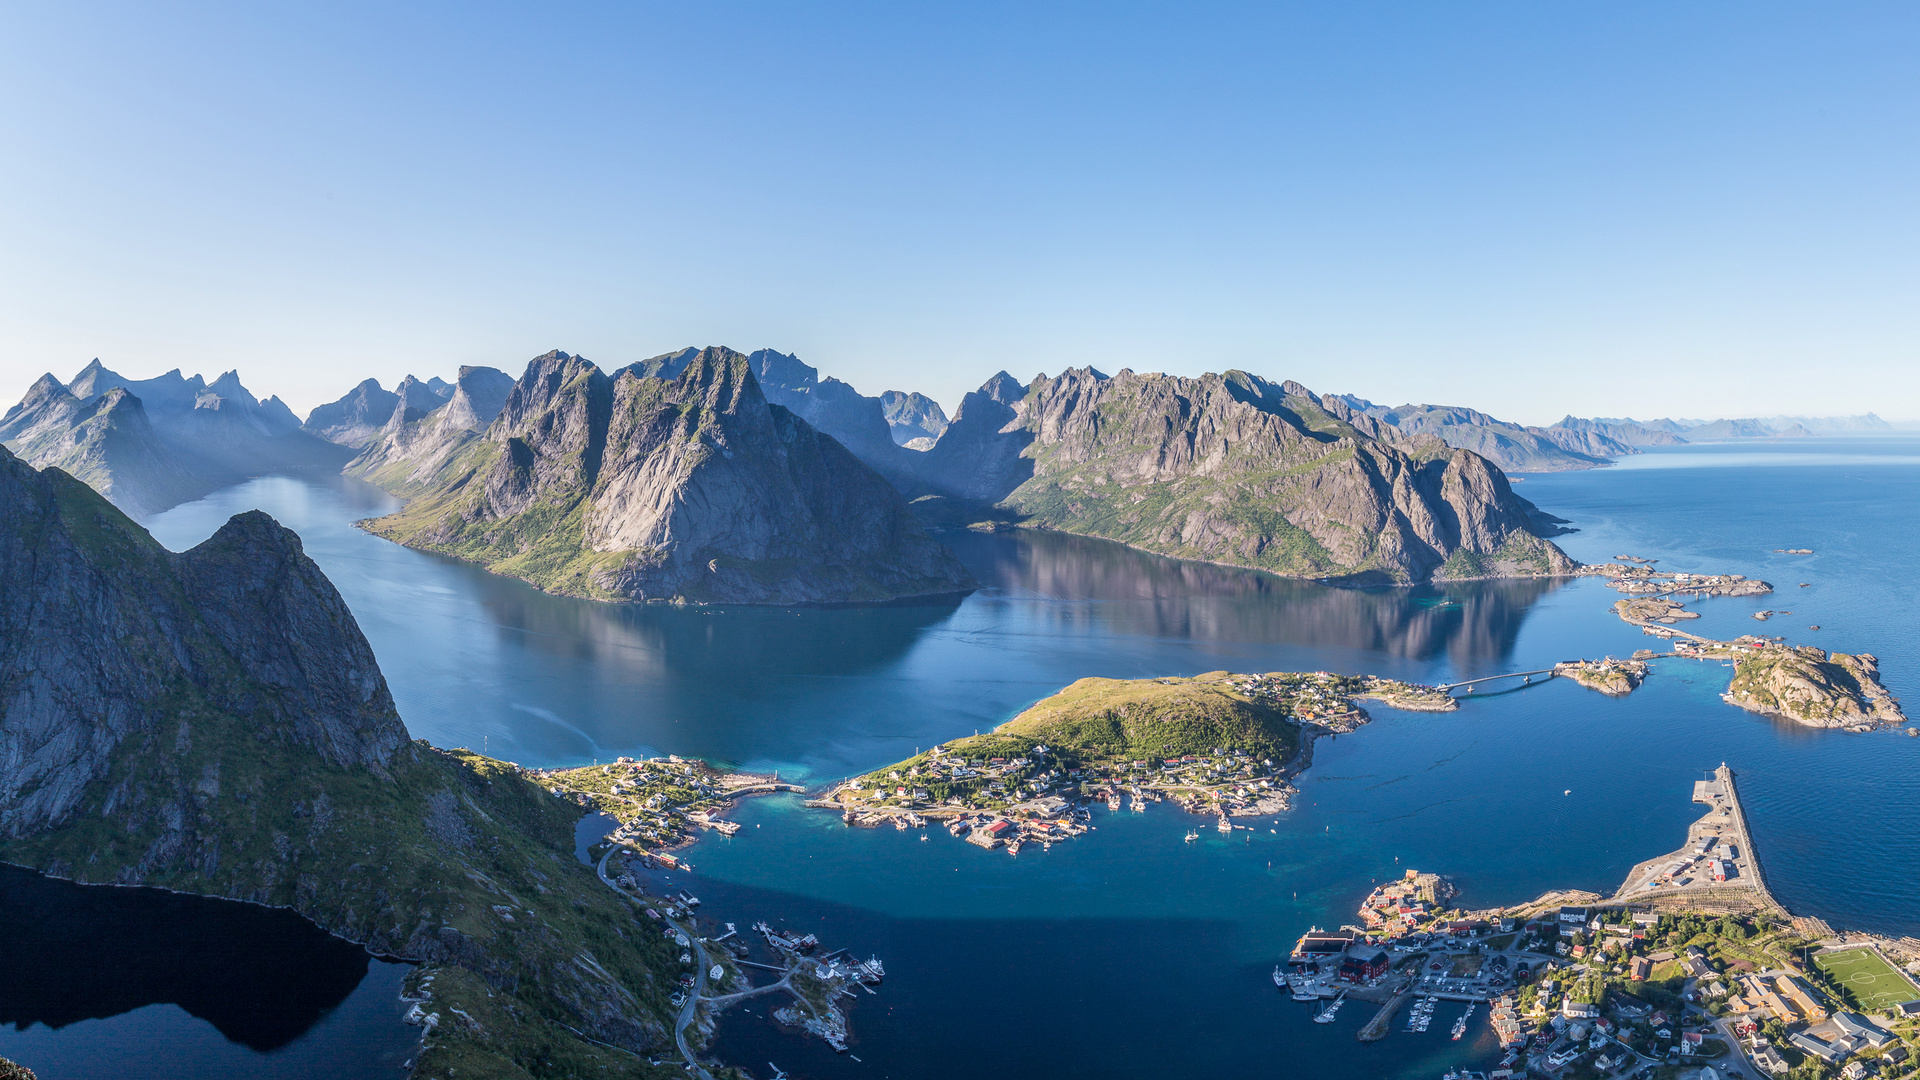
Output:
(809, 670), (1461, 856)
(535, 755), (803, 867)
(591, 845), (890, 1066)
(1275, 771), (1920, 1080)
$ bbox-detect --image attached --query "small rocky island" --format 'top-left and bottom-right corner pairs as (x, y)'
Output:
(1725, 646), (1905, 730)
(1553, 658), (1649, 696)
(1595, 556), (1905, 730)
(813, 670), (1455, 852)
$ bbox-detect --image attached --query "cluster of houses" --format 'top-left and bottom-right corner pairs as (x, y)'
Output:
(1285, 929), (1391, 982)
(1228, 671), (1368, 723)
(833, 738), (1302, 846)
(1356, 869), (1463, 937)
(541, 755), (757, 854)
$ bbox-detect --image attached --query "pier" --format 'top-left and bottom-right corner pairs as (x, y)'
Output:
(1355, 988), (1412, 1042)
(1609, 764), (1787, 918)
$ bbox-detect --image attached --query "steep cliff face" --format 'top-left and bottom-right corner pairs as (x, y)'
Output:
(638, 347), (924, 483)
(915, 368), (1575, 584)
(0, 445), (680, 1072)
(2, 364), (350, 519)
(913, 370), (1033, 501)
(363, 349), (975, 604)
(0, 445), (405, 840)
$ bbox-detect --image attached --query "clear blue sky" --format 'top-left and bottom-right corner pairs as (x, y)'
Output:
(3, 3), (1917, 423)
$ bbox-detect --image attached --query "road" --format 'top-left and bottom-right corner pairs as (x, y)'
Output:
(598, 845), (714, 1079)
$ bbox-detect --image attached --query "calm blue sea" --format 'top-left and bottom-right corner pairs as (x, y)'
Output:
(4, 436), (1915, 1080)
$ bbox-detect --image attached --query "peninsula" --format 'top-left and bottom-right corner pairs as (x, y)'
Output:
(910, 368), (1578, 585)
(813, 670), (1455, 848)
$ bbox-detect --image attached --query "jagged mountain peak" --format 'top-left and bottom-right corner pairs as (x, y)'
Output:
(357, 348), (974, 605)
(979, 370), (1026, 405)
(0, 449), (407, 837)
(915, 366), (1572, 584)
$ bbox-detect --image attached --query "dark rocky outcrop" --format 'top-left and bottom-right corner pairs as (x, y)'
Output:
(913, 368), (1575, 584)
(1, 363), (351, 518)
(362, 349), (975, 605)
(0, 445), (680, 1072)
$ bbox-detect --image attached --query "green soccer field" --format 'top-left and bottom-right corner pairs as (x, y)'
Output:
(1814, 948), (1920, 1012)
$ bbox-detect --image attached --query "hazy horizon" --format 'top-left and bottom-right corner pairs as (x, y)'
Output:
(6, 4), (1919, 424)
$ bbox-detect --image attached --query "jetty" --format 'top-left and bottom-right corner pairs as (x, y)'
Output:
(1355, 987), (1412, 1042)
(1607, 764), (1783, 916)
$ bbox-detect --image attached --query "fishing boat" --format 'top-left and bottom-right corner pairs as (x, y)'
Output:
(1450, 1002), (1474, 1040)
(1272, 965), (1285, 989)
(1216, 815), (1233, 833)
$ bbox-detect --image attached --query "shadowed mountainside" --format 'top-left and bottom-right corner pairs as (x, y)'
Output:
(0, 444), (684, 1077)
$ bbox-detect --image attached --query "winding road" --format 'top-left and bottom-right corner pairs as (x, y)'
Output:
(598, 845), (713, 1079)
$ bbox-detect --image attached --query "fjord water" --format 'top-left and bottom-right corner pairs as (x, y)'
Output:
(10, 437), (1916, 1079)
(0, 865), (415, 1078)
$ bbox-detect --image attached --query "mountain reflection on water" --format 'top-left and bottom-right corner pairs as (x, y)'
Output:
(142, 475), (1568, 780)
(945, 528), (1563, 665)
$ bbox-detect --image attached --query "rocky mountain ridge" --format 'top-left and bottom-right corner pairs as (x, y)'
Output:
(360, 348), (976, 605)
(345, 365), (515, 487)
(0, 362), (350, 518)
(912, 367), (1575, 584)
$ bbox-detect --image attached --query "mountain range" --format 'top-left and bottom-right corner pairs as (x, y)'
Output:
(911, 368), (1576, 584)
(13, 349), (1901, 597)
(356, 348), (977, 605)
(0, 361), (351, 517)
(0, 444), (681, 1073)
(1330, 397), (1832, 473)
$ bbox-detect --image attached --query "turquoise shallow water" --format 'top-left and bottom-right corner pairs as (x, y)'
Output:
(5, 436), (1917, 1079)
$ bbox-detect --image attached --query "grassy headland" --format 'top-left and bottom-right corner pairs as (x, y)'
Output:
(820, 670), (1453, 837)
